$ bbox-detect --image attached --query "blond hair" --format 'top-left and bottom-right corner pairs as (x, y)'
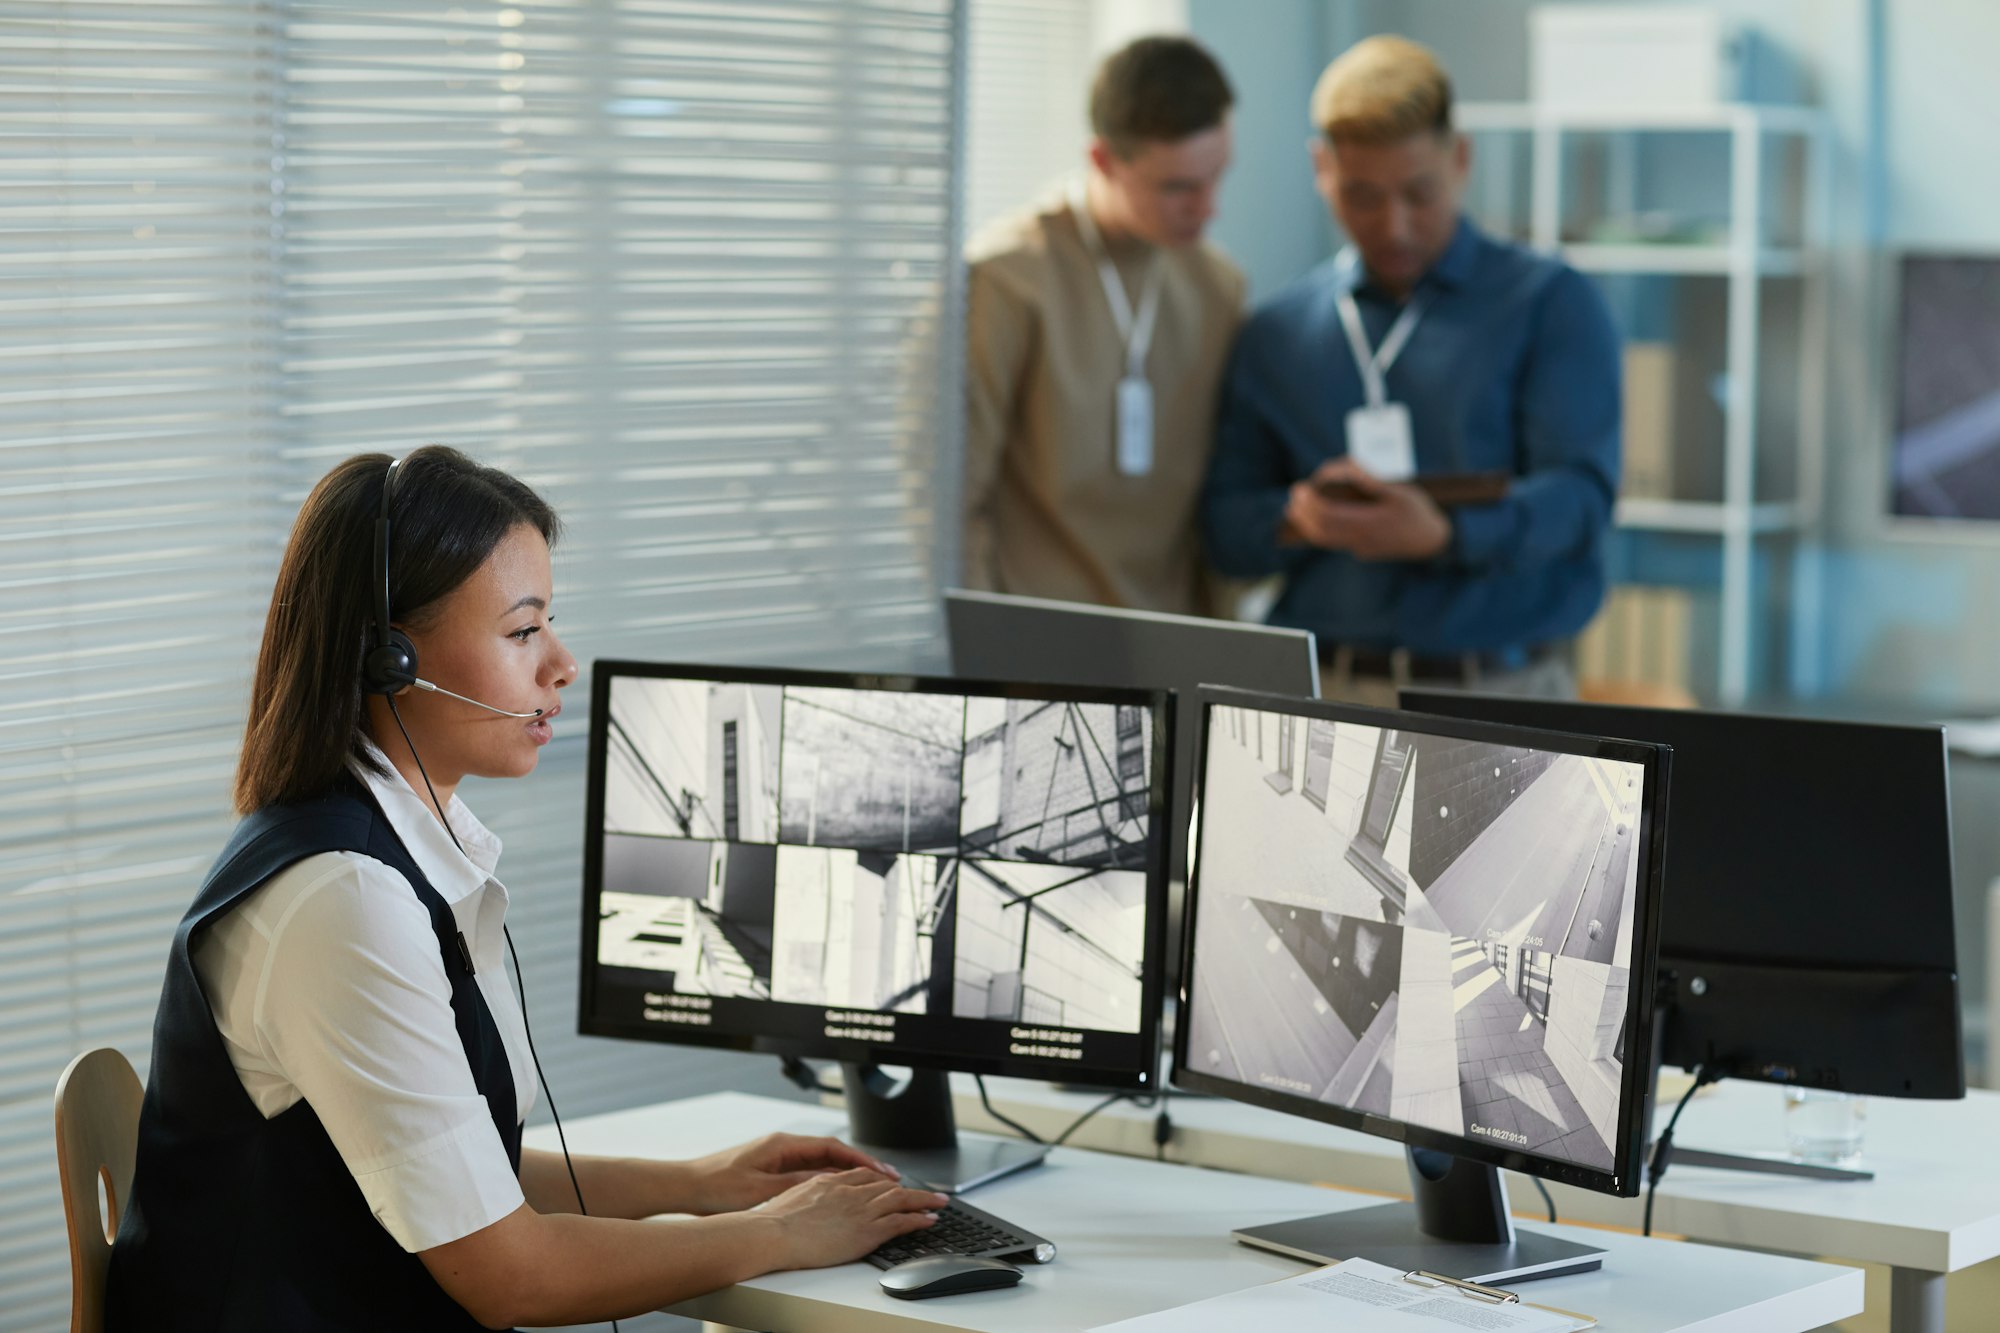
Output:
(1310, 35), (1453, 144)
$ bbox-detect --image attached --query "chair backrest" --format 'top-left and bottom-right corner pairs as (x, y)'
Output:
(54, 1048), (143, 1333)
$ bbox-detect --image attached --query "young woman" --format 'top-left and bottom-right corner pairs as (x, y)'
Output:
(107, 447), (944, 1331)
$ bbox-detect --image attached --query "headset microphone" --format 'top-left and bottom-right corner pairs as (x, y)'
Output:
(406, 677), (543, 718)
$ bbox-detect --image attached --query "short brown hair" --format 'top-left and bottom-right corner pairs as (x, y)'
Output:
(1089, 35), (1234, 157)
(1311, 35), (1453, 144)
(234, 446), (560, 814)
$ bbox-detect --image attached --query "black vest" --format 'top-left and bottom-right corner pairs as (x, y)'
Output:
(106, 783), (522, 1332)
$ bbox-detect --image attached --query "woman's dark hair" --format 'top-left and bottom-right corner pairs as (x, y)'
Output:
(234, 446), (562, 814)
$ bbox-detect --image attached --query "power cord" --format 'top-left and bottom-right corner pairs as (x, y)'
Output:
(1531, 1176), (1557, 1224)
(1050, 1090), (1130, 1148)
(779, 1056), (839, 1097)
(969, 1074), (1139, 1151)
(388, 698), (616, 1331)
(973, 1074), (1047, 1143)
(1644, 1063), (1718, 1237)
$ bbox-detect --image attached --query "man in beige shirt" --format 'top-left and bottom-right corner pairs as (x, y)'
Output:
(964, 36), (1246, 617)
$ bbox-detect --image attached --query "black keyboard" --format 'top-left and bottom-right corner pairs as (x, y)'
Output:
(864, 1194), (1057, 1270)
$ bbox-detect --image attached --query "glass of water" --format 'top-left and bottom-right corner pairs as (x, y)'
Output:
(1782, 1088), (1866, 1168)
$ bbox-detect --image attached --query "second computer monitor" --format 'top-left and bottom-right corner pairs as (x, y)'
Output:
(1176, 687), (1669, 1280)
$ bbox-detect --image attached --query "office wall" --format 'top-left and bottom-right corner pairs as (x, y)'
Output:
(1184, 0), (1337, 300)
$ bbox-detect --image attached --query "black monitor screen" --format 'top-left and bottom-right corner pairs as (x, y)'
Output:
(1400, 689), (1964, 1099)
(1176, 690), (1669, 1195)
(580, 660), (1172, 1089)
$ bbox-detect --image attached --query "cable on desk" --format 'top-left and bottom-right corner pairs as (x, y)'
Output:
(1152, 1094), (1174, 1161)
(779, 1056), (839, 1097)
(1644, 1063), (1717, 1237)
(1050, 1090), (1132, 1149)
(974, 1074), (1047, 1144)
(968, 1081), (1152, 1154)
(1531, 1176), (1557, 1224)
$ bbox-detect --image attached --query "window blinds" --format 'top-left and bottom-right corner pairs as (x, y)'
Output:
(963, 0), (1091, 239)
(0, 2), (962, 1328)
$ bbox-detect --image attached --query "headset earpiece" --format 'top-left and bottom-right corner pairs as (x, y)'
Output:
(363, 629), (418, 696)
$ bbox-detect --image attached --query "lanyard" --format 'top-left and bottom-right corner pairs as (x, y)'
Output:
(1069, 178), (1164, 379)
(1333, 247), (1426, 408)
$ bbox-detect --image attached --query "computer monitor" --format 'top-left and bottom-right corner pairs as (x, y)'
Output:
(945, 587), (1318, 891)
(1175, 687), (1671, 1283)
(580, 659), (1173, 1191)
(1400, 690), (1966, 1102)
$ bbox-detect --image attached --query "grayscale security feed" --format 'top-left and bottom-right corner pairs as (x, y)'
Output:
(952, 859), (1147, 1032)
(778, 687), (965, 854)
(959, 696), (1153, 868)
(1184, 706), (1643, 1172)
(598, 836), (776, 998)
(604, 679), (782, 843)
(596, 676), (1151, 1035)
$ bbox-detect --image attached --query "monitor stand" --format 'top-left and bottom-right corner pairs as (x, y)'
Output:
(841, 1062), (1048, 1195)
(1233, 1148), (1603, 1285)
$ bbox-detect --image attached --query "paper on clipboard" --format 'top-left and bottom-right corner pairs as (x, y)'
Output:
(1086, 1257), (1596, 1332)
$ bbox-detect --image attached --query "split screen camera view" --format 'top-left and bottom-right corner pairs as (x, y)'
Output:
(1184, 706), (1645, 1173)
(598, 677), (1156, 1037)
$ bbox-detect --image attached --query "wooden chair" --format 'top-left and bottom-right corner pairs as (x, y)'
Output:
(54, 1048), (143, 1333)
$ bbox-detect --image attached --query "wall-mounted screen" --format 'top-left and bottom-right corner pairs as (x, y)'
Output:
(1893, 253), (2000, 520)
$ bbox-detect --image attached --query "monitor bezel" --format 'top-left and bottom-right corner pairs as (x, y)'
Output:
(1171, 685), (1672, 1199)
(580, 657), (1175, 1092)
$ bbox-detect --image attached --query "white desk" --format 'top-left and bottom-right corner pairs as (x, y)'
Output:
(950, 1074), (2000, 1333)
(530, 1091), (1860, 1332)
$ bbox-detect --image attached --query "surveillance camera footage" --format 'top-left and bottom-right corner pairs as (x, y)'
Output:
(1183, 706), (1644, 1172)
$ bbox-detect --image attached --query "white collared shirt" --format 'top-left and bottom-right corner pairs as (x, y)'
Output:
(192, 742), (537, 1252)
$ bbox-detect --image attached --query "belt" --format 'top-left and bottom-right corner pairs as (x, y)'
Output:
(1319, 643), (1553, 683)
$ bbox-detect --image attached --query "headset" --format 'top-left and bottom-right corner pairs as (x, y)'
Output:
(365, 457), (605, 1324)
(363, 457), (545, 718)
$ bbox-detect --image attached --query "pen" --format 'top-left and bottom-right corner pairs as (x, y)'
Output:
(1401, 1270), (1520, 1304)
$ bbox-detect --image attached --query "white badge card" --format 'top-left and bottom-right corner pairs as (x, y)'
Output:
(1344, 401), (1417, 482)
(1116, 376), (1154, 477)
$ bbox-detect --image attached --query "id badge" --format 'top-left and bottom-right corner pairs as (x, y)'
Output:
(1116, 376), (1154, 477)
(1344, 402), (1416, 481)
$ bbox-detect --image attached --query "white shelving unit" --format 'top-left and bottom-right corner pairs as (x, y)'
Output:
(1457, 101), (1831, 704)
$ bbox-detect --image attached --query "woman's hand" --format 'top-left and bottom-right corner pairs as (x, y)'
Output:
(759, 1168), (948, 1270)
(680, 1132), (903, 1215)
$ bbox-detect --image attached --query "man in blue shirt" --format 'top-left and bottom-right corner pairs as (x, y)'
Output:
(1203, 35), (1620, 706)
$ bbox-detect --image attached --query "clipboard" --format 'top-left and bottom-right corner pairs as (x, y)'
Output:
(1085, 1256), (1598, 1331)
(1401, 1269), (1599, 1328)
(1316, 470), (1510, 506)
